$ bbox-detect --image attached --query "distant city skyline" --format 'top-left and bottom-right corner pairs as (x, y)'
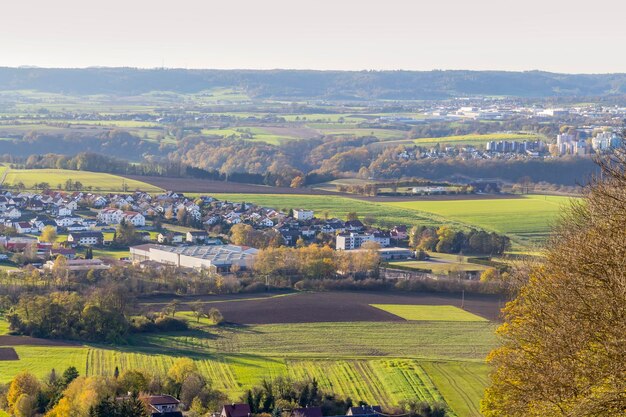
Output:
(2, 0), (625, 74)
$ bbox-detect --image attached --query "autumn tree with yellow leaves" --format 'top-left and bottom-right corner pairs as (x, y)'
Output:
(482, 150), (626, 416)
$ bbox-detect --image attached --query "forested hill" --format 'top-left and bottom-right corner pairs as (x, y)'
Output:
(2, 67), (626, 99)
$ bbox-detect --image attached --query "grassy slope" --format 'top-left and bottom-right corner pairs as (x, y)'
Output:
(213, 193), (567, 247)
(3, 168), (162, 192)
(0, 319), (496, 416)
(370, 305), (488, 322)
(379, 132), (545, 147)
(385, 195), (572, 245)
(422, 361), (490, 417)
(212, 193), (450, 229)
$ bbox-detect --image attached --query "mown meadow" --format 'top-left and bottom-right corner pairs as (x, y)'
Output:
(2, 168), (163, 192)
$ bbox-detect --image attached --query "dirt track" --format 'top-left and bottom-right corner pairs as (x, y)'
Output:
(138, 291), (506, 323)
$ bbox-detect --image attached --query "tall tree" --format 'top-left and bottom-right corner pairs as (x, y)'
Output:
(482, 151), (626, 416)
(40, 225), (58, 243)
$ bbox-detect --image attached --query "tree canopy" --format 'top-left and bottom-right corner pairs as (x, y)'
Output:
(482, 150), (626, 416)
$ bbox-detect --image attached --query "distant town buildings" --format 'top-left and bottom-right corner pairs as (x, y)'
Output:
(555, 133), (588, 156)
(592, 132), (622, 152)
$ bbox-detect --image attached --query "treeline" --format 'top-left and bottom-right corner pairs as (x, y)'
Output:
(0, 359), (227, 417)
(1, 129), (599, 188)
(0, 129), (168, 159)
(7, 152), (185, 177)
(0, 366), (447, 417)
(364, 149), (596, 185)
(253, 244), (380, 281)
(5, 288), (232, 342)
(3, 67), (626, 99)
(244, 377), (446, 417)
(409, 226), (511, 255)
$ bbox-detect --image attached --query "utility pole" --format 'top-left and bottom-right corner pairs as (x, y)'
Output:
(461, 289), (465, 310)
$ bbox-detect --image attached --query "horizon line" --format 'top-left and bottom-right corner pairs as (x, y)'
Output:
(2, 65), (626, 76)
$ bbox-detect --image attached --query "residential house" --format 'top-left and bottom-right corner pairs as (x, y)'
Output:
(56, 216), (84, 228)
(57, 206), (73, 217)
(123, 211), (146, 227)
(50, 248), (77, 260)
(2, 207), (21, 219)
(158, 232), (184, 244)
(345, 220), (365, 231)
(290, 407), (323, 417)
(221, 403), (251, 417)
(390, 225), (408, 240)
(372, 231), (391, 247)
(98, 208), (124, 224)
(293, 209), (314, 220)
(142, 395), (183, 417)
(15, 222), (33, 234)
(67, 231), (104, 246)
(186, 230), (209, 243)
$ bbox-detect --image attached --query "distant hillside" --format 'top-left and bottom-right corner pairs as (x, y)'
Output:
(1, 67), (626, 100)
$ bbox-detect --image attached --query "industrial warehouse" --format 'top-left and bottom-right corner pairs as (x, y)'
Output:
(129, 244), (259, 272)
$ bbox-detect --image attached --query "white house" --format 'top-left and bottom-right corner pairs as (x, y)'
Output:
(67, 231), (103, 246)
(15, 222), (33, 234)
(55, 216), (84, 228)
(98, 208), (124, 224)
(57, 206), (73, 217)
(2, 208), (21, 219)
(122, 211), (146, 227)
(293, 209), (314, 221)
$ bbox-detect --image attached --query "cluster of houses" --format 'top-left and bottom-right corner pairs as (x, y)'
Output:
(0, 188), (418, 272)
(140, 397), (383, 417)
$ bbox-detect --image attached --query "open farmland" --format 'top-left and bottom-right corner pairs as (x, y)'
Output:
(123, 175), (338, 194)
(385, 195), (572, 246)
(371, 305), (488, 322)
(377, 132), (546, 147)
(138, 291), (504, 322)
(212, 193), (453, 229)
(3, 168), (163, 192)
(0, 292), (500, 416)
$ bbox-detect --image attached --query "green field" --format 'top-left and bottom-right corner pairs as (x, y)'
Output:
(213, 193), (566, 247)
(0, 319), (496, 416)
(371, 305), (488, 322)
(379, 132), (545, 147)
(2, 168), (162, 192)
(388, 252), (490, 275)
(213, 194), (451, 229)
(385, 195), (572, 246)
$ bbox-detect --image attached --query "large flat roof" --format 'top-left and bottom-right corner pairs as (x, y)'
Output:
(133, 243), (258, 264)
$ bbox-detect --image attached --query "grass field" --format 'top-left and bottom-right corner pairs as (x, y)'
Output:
(134, 321), (497, 361)
(370, 305), (488, 322)
(0, 314), (496, 416)
(212, 194), (450, 229)
(422, 361), (489, 417)
(385, 195), (572, 245)
(379, 132), (545, 147)
(200, 127), (302, 145)
(2, 168), (163, 192)
(213, 193), (566, 247)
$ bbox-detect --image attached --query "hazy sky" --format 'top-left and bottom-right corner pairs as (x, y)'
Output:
(1, 0), (625, 73)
